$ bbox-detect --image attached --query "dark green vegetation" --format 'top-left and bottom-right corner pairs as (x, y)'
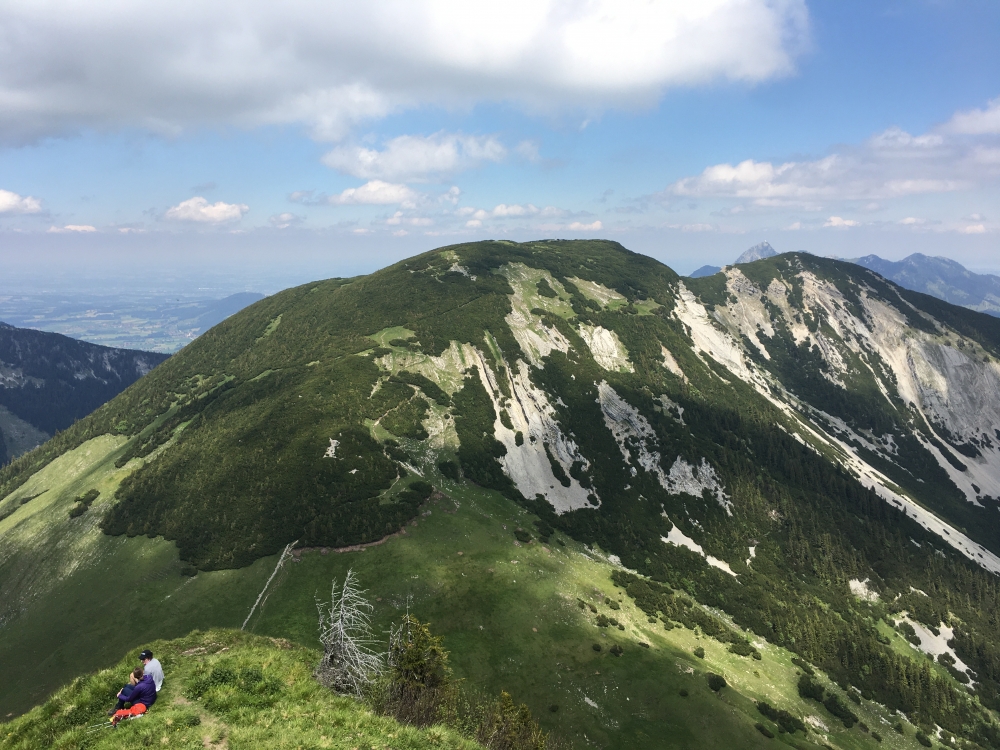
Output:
(5, 240), (1000, 749)
(0, 322), (168, 463)
(0, 629), (482, 750)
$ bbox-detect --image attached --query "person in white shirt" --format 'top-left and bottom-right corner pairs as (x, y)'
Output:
(139, 649), (164, 692)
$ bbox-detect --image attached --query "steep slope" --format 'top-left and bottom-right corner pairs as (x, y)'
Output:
(0, 322), (169, 462)
(4, 240), (1000, 748)
(0, 629), (481, 750)
(852, 252), (1000, 316)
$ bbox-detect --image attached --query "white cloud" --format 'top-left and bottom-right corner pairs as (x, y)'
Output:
(785, 221), (802, 230)
(567, 220), (602, 231)
(898, 217), (924, 225)
(386, 211), (432, 227)
(47, 224), (96, 233)
(961, 224), (987, 234)
(0, 1), (809, 143)
(824, 216), (858, 228)
(269, 212), (303, 228)
(0, 189), (41, 213)
(665, 110), (1000, 207)
(944, 98), (1000, 135)
(466, 219), (482, 228)
(166, 197), (248, 223)
(492, 203), (538, 217)
(323, 133), (505, 181)
(327, 180), (418, 206)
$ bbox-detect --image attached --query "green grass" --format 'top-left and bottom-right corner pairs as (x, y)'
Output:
(0, 629), (480, 750)
(0, 422), (954, 749)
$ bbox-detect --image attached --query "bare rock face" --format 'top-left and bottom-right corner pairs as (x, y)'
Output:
(0, 322), (168, 461)
(735, 241), (777, 264)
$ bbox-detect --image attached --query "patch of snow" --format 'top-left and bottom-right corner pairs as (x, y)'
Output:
(323, 439), (339, 458)
(578, 325), (634, 372)
(583, 696), (599, 709)
(661, 520), (737, 577)
(472, 352), (595, 514)
(673, 283), (765, 387)
(805, 716), (829, 733)
(655, 395), (685, 425)
(660, 346), (686, 380)
(448, 262), (476, 280)
(746, 546), (756, 567)
(597, 381), (730, 512)
(665, 457), (732, 514)
(896, 614), (971, 674)
(849, 578), (879, 602)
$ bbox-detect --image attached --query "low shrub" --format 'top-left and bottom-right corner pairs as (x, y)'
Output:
(706, 673), (727, 692)
(916, 730), (933, 747)
(797, 674), (824, 702)
(822, 693), (858, 728)
(755, 723), (775, 739)
(756, 701), (806, 734)
(790, 657), (814, 676)
(693, 647), (705, 659)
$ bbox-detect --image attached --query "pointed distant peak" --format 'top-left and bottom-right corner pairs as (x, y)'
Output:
(735, 241), (777, 265)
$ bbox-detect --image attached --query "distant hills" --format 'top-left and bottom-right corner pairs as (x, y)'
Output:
(0, 291), (266, 353)
(688, 241), (777, 278)
(0, 323), (168, 464)
(690, 245), (1000, 319)
(850, 253), (1000, 316)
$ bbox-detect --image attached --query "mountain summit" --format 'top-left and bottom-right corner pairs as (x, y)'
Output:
(852, 252), (1000, 316)
(734, 241), (777, 264)
(4, 240), (1000, 748)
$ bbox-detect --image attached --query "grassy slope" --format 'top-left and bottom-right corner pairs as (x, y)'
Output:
(0, 629), (480, 750)
(0, 434), (937, 749)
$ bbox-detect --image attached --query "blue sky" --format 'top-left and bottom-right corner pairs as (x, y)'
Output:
(1, 0), (998, 284)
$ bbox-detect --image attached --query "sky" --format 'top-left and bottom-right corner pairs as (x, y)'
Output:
(0, 0), (998, 288)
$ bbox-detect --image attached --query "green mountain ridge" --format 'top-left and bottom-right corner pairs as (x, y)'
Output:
(4, 240), (1000, 748)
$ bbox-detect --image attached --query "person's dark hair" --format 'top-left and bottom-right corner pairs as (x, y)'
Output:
(132, 667), (144, 680)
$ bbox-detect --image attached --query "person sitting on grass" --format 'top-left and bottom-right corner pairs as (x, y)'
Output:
(139, 649), (164, 693)
(108, 667), (156, 725)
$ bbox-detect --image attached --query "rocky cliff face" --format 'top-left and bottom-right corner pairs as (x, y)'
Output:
(0, 323), (169, 462)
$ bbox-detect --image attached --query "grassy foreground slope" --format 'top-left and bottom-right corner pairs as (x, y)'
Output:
(0, 435), (960, 750)
(0, 629), (481, 750)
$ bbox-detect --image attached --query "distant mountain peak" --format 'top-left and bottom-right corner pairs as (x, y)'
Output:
(851, 253), (1000, 315)
(735, 241), (777, 264)
(688, 264), (722, 278)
